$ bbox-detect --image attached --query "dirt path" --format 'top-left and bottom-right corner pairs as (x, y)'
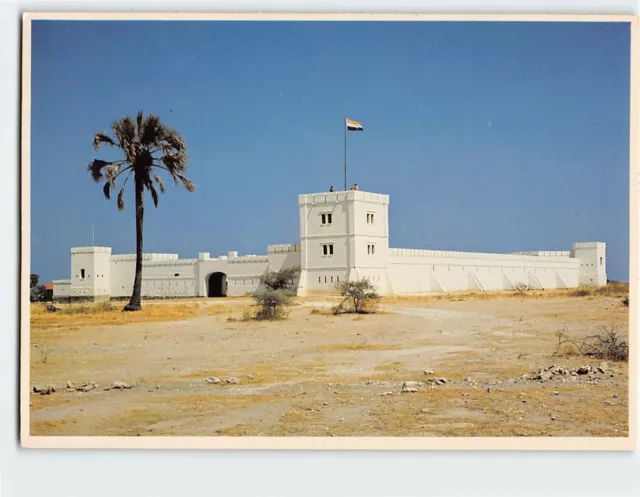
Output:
(29, 295), (629, 437)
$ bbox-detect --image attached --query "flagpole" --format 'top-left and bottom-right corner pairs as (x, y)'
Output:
(343, 117), (347, 191)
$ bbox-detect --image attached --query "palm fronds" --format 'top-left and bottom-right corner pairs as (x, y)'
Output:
(89, 111), (194, 211)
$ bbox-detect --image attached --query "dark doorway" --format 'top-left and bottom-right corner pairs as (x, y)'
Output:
(207, 272), (227, 297)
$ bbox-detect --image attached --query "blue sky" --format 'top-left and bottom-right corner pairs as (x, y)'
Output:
(30, 20), (630, 282)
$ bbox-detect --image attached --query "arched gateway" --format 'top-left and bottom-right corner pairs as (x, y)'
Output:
(207, 272), (227, 297)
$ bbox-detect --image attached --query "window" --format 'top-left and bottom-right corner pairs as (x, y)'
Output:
(318, 276), (321, 283)
(322, 244), (334, 256)
(80, 269), (85, 279)
(174, 273), (179, 277)
(600, 257), (603, 266)
(336, 276), (340, 282)
(370, 213), (375, 224)
(324, 276), (327, 283)
(367, 244), (376, 255)
(321, 213), (332, 225)
(330, 276), (334, 283)
(367, 212), (375, 224)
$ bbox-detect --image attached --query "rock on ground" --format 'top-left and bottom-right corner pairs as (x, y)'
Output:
(104, 381), (135, 391)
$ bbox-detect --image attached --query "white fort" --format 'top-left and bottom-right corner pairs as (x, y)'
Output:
(53, 189), (607, 301)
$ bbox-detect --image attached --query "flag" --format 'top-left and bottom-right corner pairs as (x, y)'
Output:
(346, 118), (363, 131)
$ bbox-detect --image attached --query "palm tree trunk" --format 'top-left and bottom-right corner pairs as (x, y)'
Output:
(124, 175), (144, 311)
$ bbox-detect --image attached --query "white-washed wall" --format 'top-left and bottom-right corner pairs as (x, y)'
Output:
(387, 249), (580, 294)
(198, 257), (269, 297)
(52, 279), (71, 299)
(110, 258), (198, 298)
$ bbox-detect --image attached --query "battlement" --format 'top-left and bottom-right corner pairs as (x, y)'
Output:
(298, 190), (389, 206)
(268, 244), (300, 253)
(71, 246), (112, 254)
(227, 255), (269, 264)
(110, 253), (179, 262)
(389, 248), (577, 263)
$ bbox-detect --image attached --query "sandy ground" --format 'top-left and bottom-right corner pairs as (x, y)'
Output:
(29, 294), (629, 437)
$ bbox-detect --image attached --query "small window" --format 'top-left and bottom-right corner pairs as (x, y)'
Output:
(330, 276), (333, 283)
(371, 245), (375, 255)
(321, 213), (326, 224)
(321, 213), (332, 225)
(600, 257), (603, 266)
(324, 276), (327, 283)
(370, 213), (375, 224)
(80, 269), (85, 279)
(367, 213), (371, 223)
(327, 213), (332, 224)
(336, 276), (340, 282)
(174, 273), (179, 277)
(322, 244), (334, 256)
(318, 276), (321, 283)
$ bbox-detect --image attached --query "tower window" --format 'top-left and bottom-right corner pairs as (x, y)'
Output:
(600, 257), (603, 266)
(321, 213), (332, 225)
(322, 244), (334, 256)
(367, 244), (376, 255)
(80, 269), (85, 279)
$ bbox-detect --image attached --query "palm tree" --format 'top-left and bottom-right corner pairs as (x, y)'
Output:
(88, 111), (194, 311)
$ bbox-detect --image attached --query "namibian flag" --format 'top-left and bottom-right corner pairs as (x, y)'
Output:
(346, 118), (363, 131)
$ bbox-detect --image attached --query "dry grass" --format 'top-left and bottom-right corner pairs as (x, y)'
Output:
(30, 301), (257, 332)
(381, 282), (629, 305)
(31, 302), (205, 331)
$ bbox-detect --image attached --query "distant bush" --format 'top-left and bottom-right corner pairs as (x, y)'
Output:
(512, 282), (533, 296)
(252, 267), (300, 321)
(254, 289), (291, 320)
(260, 266), (301, 292)
(554, 324), (629, 362)
(30, 274), (47, 303)
(572, 286), (594, 297)
(333, 279), (380, 315)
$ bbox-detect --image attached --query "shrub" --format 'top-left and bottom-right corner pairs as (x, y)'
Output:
(254, 289), (291, 320)
(251, 267), (300, 321)
(553, 324), (629, 362)
(572, 286), (594, 297)
(512, 282), (533, 296)
(260, 266), (301, 292)
(583, 326), (629, 362)
(333, 279), (380, 315)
